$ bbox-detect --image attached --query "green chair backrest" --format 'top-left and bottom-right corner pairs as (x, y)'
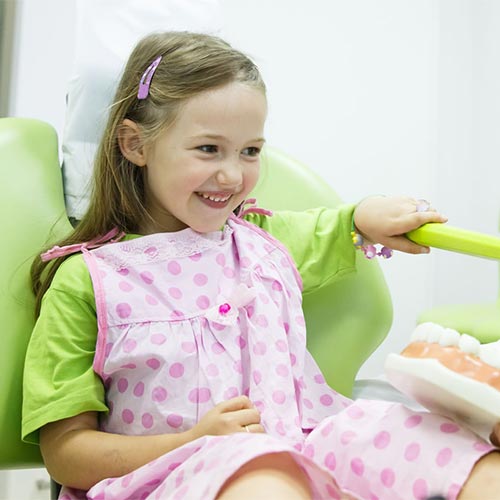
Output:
(0, 118), (72, 468)
(0, 118), (392, 470)
(253, 148), (393, 395)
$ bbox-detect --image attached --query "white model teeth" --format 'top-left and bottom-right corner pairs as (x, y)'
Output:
(458, 333), (481, 355)
(410, 322), (441, 342)
(199, 193), (230, 202)
(410, 322), (500, 367)
(438, 328), (461, 347)
(479, 341), (500, 369)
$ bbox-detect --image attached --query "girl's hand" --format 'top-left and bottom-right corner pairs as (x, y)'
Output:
(353, 195), (448, 254)
(189, 395), (265, 439)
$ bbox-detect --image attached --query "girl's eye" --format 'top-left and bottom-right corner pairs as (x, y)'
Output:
(198, 145), (218, 154)
(242, 147), (261, 157)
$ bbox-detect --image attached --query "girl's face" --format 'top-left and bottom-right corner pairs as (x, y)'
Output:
(141, 82), (267, 234)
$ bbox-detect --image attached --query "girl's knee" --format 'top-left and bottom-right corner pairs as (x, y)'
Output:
(226, 451), (307, 482)
(458, 451), (500, 499)
(217, 452), (312, 500)
(241, 452), (304, 472)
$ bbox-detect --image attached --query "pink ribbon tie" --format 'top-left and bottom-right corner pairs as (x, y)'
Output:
(237, 198), (273, 218)
(41, 227), (125, 262)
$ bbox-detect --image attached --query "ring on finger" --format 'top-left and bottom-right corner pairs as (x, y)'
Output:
(244, 425), (250, 433)
(416, 199), (431, 213)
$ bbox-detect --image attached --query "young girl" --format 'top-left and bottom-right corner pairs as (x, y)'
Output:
(23, 31), (499, 500)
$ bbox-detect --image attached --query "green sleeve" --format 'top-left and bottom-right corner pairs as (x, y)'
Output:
(245, 204), (357, 294)
(22, 255), (106, 445)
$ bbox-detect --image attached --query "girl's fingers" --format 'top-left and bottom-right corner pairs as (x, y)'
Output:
(390, 211), (448, 235)
(375, 234), (429, 254)
(241, 423), (266, 434)
(218, 395), (254, 412)
(377, 213), (447, 243)
(235, 408), (261, 424)
(413, 210), (448, 225)
(219, 406), (261, 428)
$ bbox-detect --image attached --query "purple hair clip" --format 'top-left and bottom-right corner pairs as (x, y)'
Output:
(137, 55), (162, 100)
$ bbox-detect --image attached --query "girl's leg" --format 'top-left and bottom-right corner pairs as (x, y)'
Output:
(216, 452), (312, 500)
(458, 451), (500, 499)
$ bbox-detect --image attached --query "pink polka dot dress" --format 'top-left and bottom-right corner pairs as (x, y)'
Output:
(58, 215), (494, 500)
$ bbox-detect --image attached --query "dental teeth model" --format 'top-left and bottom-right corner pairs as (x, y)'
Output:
(407, 322), (500, 377)
(385, 322), (500, 438)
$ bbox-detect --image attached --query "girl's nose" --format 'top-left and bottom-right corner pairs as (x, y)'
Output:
(216, 160), (243, 187)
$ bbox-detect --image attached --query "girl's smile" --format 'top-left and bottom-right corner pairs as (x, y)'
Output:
(196, 190), (235, 208)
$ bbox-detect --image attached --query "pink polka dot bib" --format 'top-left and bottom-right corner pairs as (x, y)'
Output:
(83, 215), (350, 442)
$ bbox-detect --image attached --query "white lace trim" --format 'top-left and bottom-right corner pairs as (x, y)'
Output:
(92, 224), (233, 270)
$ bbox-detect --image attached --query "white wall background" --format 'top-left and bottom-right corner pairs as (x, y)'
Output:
(4, 0), (500, 496)
(8, 0), (500, 377)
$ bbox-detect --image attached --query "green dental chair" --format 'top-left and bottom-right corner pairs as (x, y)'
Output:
(0, 117), (393, 486)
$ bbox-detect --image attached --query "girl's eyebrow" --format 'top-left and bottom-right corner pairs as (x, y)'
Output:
(188, 133), (266, 143)
(188, 133), (226, 141)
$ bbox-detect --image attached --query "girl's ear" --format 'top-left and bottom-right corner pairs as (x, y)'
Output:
(118, 119), (147, 167)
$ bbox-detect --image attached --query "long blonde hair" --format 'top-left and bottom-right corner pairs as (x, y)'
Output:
(32, 31), (266, 316)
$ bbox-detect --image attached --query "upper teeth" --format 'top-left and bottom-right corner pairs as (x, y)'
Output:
(199, 193), (230, 202)
(410, 322), (500, 368)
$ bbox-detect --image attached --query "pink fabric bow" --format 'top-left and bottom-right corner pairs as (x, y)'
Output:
(205, 283), (257, 326)
(237, 198), (273, 219)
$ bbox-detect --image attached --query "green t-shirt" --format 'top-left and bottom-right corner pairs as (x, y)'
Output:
(22, 206), (356, 444)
